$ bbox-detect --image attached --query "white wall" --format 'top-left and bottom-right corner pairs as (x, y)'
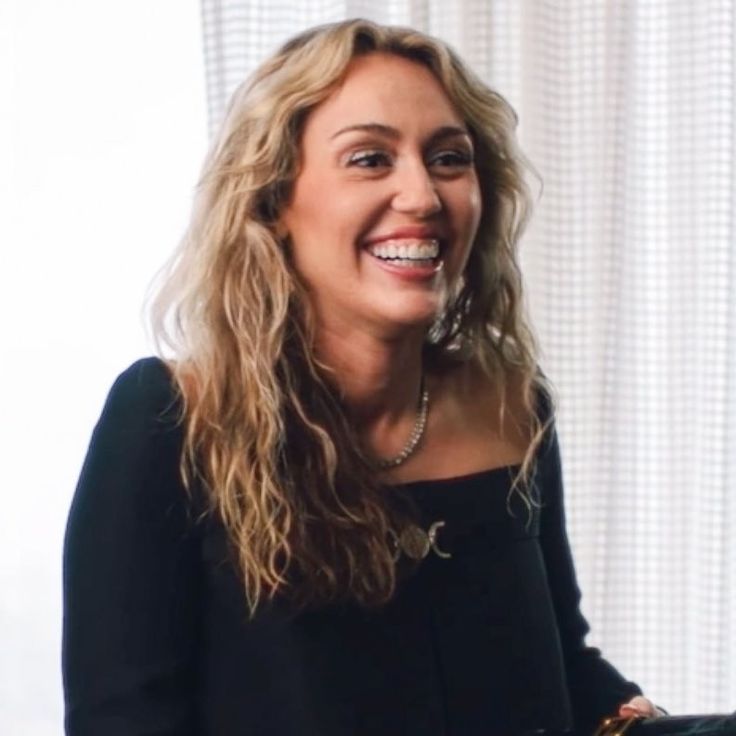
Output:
(0, 2), (207, 733)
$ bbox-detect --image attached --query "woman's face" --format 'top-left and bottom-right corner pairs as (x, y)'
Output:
(280, 52), (482, 338)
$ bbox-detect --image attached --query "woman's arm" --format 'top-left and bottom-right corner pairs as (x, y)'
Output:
(63, 358), (202, 735)
(537, 417), (643, 736)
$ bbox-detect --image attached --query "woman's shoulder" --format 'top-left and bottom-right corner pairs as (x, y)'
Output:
(110, 356), (177, 398)
(105, 356), (180, 420)
(87, 357), (185, 456)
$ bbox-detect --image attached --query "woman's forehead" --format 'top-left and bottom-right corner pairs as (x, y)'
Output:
(300, 52), (465, 141)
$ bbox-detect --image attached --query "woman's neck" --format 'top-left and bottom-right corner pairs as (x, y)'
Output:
(313, 324), (426, 434)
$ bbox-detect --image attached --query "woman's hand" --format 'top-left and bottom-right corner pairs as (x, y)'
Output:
(618, 695), (663, 718)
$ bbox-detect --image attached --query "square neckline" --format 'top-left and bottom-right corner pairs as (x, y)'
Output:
(391, 462), (523, 490)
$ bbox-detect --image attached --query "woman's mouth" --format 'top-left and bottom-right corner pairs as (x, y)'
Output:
(365, 238), (442, 269)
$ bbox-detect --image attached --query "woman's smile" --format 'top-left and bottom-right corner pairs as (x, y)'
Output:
(363, 226), (445, 280)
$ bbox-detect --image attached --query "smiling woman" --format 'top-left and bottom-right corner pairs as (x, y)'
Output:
(62, 18), (656, 736)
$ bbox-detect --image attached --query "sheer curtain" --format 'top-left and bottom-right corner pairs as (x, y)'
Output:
(199, 0), (735, 712)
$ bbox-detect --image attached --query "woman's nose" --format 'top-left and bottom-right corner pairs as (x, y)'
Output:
(391, 163), (442, 217)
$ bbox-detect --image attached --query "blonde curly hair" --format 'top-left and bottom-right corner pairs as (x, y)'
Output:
(149, 18), (551, 615)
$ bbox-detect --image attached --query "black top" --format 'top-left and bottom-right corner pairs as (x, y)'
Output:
(63, 357), (641, 736)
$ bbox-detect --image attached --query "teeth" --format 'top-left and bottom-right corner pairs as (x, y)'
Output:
(367, 239), (440, 260)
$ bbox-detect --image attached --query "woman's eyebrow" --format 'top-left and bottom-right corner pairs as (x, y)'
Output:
(330, 122), (400, 140)
(428, 125), (473, 145)
(330, 123), (470, 143)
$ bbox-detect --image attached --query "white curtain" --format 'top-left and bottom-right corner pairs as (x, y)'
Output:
(199, 0), (736, 713)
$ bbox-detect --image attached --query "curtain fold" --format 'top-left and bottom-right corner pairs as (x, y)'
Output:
(199, 0), (736, 712)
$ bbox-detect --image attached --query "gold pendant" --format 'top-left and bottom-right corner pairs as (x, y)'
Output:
(390, 520), (452, 561)
(399, 525), (431, 560)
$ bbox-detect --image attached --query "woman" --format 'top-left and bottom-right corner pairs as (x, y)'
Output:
(63, 18), (658, 736)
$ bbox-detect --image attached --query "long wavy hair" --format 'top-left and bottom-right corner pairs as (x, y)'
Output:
(149, 19), (552, 615)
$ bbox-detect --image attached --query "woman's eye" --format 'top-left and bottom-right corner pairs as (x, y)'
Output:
(428, 150), (474, 168)
(346, 150), (392, 168)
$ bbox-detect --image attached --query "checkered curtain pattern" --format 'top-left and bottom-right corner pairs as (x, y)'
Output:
(199, 0), (736, 712)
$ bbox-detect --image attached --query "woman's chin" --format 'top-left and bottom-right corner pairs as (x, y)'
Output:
(369, 300), (443, 335)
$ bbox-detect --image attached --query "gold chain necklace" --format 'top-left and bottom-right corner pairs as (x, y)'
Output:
(376, 375), (429, 469)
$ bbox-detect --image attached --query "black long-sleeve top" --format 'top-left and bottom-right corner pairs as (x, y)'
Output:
(62, 357), (641, 736)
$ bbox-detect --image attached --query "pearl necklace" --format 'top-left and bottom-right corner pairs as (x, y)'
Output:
(377, 377), (429, 469)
